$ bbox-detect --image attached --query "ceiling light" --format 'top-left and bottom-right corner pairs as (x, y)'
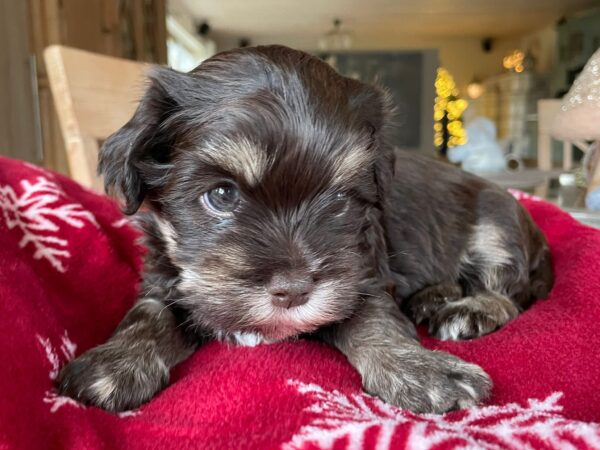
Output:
(318, 19), (353, 51)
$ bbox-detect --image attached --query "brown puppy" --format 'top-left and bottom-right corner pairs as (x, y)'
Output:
(57, 45), (552, 413)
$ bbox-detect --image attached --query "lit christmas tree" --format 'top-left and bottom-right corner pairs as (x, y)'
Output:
(434, 68), (468, 156)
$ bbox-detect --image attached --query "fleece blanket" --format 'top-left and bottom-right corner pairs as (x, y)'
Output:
(0, 156), (600, 450)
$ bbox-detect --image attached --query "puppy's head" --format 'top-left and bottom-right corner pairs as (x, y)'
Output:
(100, 45), (393, 340)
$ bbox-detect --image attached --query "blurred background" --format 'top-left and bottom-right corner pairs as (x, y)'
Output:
(1, 0), (600, 218)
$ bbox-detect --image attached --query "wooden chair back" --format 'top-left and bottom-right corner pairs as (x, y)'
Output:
(537, 99), (572, 171)
(44, 45), (147, 191)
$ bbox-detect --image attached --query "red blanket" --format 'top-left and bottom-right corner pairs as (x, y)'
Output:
(1, 156), (599, 450)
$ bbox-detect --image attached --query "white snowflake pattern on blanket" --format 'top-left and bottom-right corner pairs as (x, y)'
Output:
(283, 380), (600, 450)
(0, 176), (97, 272)
(36, 331), (141, 417)
(36, 331), (81, 413)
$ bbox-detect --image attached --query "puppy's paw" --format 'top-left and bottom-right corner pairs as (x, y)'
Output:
(429, 293), (520, 340)
(56, 340), (169, 412)
(362, 348), (491, 414)
(402, 283), (462, 325)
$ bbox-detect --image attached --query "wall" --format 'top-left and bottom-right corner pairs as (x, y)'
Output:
(211, 33), (521, 97)
(167, 0), (521, 98)
(520, 26), (557, 76)
(552, 7), (600, 95)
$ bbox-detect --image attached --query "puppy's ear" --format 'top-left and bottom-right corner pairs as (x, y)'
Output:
(350, 84), (396, 287)
(98, 66), (199, 214)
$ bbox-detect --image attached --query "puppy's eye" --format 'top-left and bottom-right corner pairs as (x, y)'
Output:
(202, 182), (240, 216)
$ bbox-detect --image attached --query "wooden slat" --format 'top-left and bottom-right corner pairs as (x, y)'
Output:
(102, 0), (121, 57)
(45, 46), (147, 139)
(0, 0), (39, 163)
(38, 86), (69, 174)
(132, 0), (145, 61)
(29, 0), (78, 175)
(588, 145), (600, 197)
(153, 0), (167, 64)
(537, 99), (562, 171)
(562, 141), (573, 171)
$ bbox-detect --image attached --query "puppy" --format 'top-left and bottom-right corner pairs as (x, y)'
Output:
(57, 45), (553, 413)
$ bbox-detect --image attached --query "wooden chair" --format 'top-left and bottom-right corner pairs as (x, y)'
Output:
(537, 99), (579, 172)
(486, 99), (588, 197)
(44, 45), (148, 191)
(538, 99), (600, 200)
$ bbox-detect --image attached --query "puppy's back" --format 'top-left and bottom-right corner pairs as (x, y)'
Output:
(386, 150), (553, 304)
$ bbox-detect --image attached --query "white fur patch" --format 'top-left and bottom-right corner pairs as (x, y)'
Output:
(331, 146), (373, 187)
(461, 222), (513, 291)
(426, 388), (445, 408)
(467, 222), (512, 267)
(456, 380), (478, 399)
(155, 218), (178, 257)
(435, 293), (518, 341)
(137, 297), (163, 308)
(436, 315), (470, 341)
(179, 268), (203, 294)
(230, 332), (268, 347)
(89, 376), (116, 404)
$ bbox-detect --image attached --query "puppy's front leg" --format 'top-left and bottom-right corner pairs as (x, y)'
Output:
(57, 298), (196, 412)
(322, 294), (491, 413)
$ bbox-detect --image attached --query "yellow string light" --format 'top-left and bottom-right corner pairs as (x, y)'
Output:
(433, 67), (468, 151)
(503, 49), (525, 72)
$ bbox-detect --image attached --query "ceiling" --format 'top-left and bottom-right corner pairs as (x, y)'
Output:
(173, 0), (599, 49)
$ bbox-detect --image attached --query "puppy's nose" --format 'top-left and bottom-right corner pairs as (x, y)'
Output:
(268, 274), (313, 309)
